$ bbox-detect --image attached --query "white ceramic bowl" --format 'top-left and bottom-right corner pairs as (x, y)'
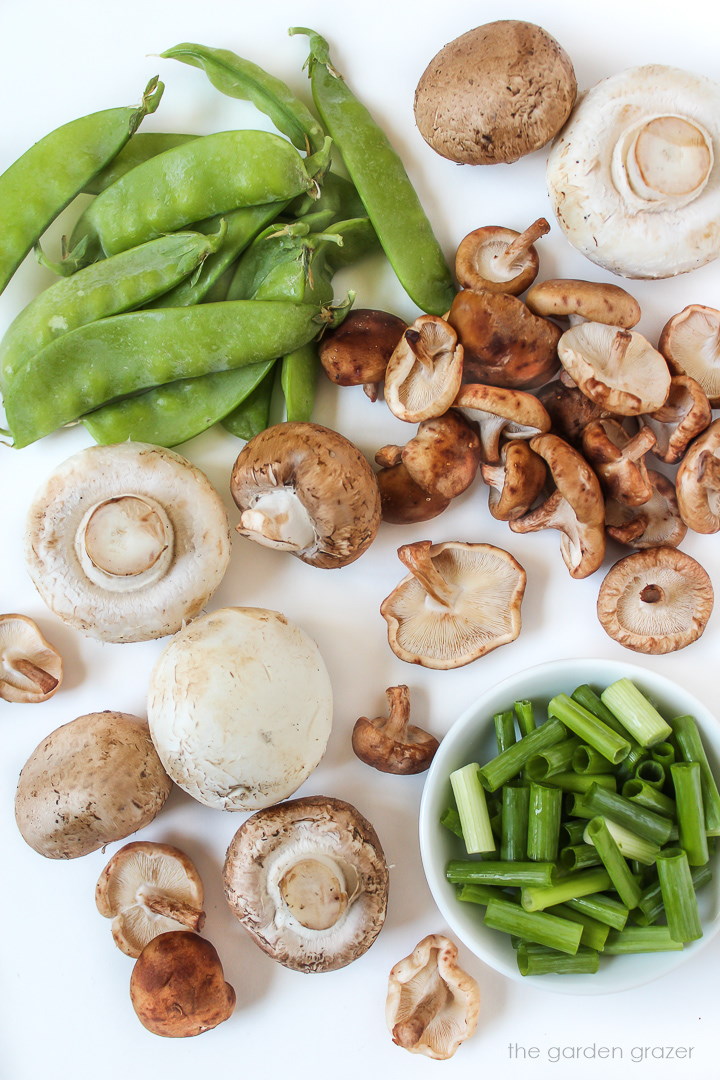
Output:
(419, 657), (720, 995)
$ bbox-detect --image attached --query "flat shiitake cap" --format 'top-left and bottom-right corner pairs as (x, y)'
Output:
(558, 323), (671, 415)
(675, 418), (720, 533)
(525, 279), (641, 328)
(375, 410), (481, 501)
(597, 547), (713, 653)
(0, 613), (62, 703)
(659, 305), (720, 406)
(223, 796), (389, 973)
(454, 383), (551, 463)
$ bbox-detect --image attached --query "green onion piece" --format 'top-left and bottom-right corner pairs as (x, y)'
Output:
(527, 783), (563, 861)
(600, 678), (673, 748)
(521, 868), (612, 912)
(634, 759), (666, 788)
(584, 817), (660, 866)
(651, 741), (675, 769)
(548, 694), (631, 764)
(622, 778), (676, 821)
(638, 863), (712, 923)
(603, 925), (685, 954)
(671, 761), (709, 866)
(655, 847), (703, 943)
(493, 709), (516, 753)
(571, 683), (627, 734)
(514, 699), (536, 737)
(449, 762), (495, 854)
(456, 883), (506, 906)
(575, 783), (673, 845)
(446, 859), (555, 888)
(439, 806), (464, 839)
(572, 744), (615, 775)
(585, 817), (642, 909)
(561, 819), (588, 846)
(525, 737), (582, 781)
(541, 772), (617, 795)
(560, 843), (603, 872)
(565, 892), (629, 930)
(516, 942), (599, 975)
(484, 897), (583, 955)
(478, 718), (567, 793)
(671, 715), (720, 836)
(546, 904), (610, 951)
(501, 783), (529, 861)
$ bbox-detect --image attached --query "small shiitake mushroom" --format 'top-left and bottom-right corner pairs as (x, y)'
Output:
(130, 931), (235, 1038)
(352, 685), (439, 775)
(0, 613), (63, 703)
(455, 219), (550, 295)
(318, 308), (407, 400)
(375, 463), (452, 525)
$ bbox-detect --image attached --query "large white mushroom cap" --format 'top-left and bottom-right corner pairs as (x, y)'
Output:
(547, 65), (720, 278)
(147, 607), (333, 811)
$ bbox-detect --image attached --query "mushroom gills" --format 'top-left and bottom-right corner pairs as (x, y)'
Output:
(239, 486), (317, 554)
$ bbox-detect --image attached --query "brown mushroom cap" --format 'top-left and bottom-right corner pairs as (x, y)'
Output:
(581, 418), (656, 506)
(223, 795), (389, 973)
(130, 931), (235, 1038)
(597, 547), (713, 653)
(642, 374), (712, 464)
(454, 219), (549, 295)
(386, 933), (480, 1060)
(525, 279), (642, 328)
(675, 418), (720, 533)
(230, 421), (381, 568)
(454, 383), (551, 463)
(480, 439), (548, 521)
(605, 470), (687, 549)
(0, 613), (62, 703)
(352, 685), (439, 775)
(558, 323), (671, 415)
(318, 308), (407, 399)
(537, 379), (616, 448)
(659, 305), (720, 406)
(380, 540), (526, 669)
(414, 20), (576, 165)
(375, 410), (481, 501)
(384, 316), (464, 423)
(375, 463), (452, 524)
(448, 289), (561, 389)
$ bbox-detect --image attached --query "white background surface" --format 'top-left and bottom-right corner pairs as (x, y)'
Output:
(1, 1), (720, 1077)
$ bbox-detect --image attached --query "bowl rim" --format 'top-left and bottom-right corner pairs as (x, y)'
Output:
(418, 655), (720, 995)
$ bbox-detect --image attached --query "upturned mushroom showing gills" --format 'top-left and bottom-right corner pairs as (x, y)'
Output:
(557, 323), (671, 416)
(454, 219), (550, 295)
(223, 796), (389, 973)
(386, 934), (480, 1060)
(658, 305), (720, 406)
(675, 419), (720, 533)
(381, 540), (526, 669)
(147, 607), (333, 811)
(24, 442), (231, 643)
(0, 613), (62, 703)
(230, 421), (381, 568)
(352, 685), (439, 775)
(383, 315), (464, 423)
(546, 65), (720, 278)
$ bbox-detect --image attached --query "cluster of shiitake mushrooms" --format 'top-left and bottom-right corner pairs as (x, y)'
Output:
(318, 218), (720, 660)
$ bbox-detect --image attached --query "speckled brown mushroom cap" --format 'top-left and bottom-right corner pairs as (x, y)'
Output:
(597, 547), (713, 653)
(0, 614), (62, 703)
(659, 305), (720, 406)
(454, 383), (551, 463)
(675, 418), (720, 533)
(352, 685), (439, 775)
(526, 279), (642, 328)
(375, 463), (452, 525)
(581, 418), (656, 507)
(318, 308), (407, 399)
(480, 439), (548, 521)
(375, 410), (481, 501)
(223, 795), (389, 973)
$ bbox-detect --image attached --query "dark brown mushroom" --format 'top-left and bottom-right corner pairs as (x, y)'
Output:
(581, 418), (656, 506)
(536, 379), (615, 449)
(352, 685), (439, 775)
(605, 471), (687, 550)
(642, 375), (712, 464)
(454, 219), (550, 295)
(318, 308), (408, 401)
(480, 439), (548, 521)
(376, 463), (452, 524)
(375, 410), (481, 500)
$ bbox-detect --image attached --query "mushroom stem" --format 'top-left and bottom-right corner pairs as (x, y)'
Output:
(640, 583), (664, 604)
(624, 426), (657, 462)
(143, 892), (207, 932)
(397, 541), (458, 608)
(502, 217), (551, 266)
(697, 450), (720, 490)
(375, 444), (403, 468)
(392, 981), (452, 1049)
(404, 328), (435, 376)
(10, 657), (59, 695)
(610, 329), (633, 368)
(383, 685), (412, 739)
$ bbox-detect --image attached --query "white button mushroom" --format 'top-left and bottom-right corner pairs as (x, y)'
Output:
(24, 442), (231, 643)
(147, 607), (333, 811)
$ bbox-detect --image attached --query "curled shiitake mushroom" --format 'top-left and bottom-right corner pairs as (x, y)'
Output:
(455, 219), (550, 295)
(352, 685), (439, 774)
(0, 614), (62, 703)
(384, 316), (464, 422)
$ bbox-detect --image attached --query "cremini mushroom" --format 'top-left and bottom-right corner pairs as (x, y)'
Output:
(223, 795), (389, 973)
(375, 463), (452, 525)
(597, 547), (713, 653)
(380, 540), (526, 669)
(130, 931), (235, 1038)
(448, 289), (561, 389)
(0, 613), (62, 703)
(509, 433), (606, 579)
(386, 933), (480, 1060)
(658, 305), (720, 406)
(318, 307), (407, 401)
(605, 471), (687, 550)
(480, 439), (548, 521)
(525, 279), (642, 328)
(24, 442), (231, 643)
(230, 421), (381, 568)
(675, 418), (720, 533)
(642, 375), (712, 464)
(414, 20), (576, 165)
(147, 607), (333, 812)
(454, 218), (550, 295)
(581, 418), (656, 506)
(547, 65), (720, 278)
(557, 323), (671, 416)
(96, 841), (206, 958)
(454, 383), (551, 463)
(384, 316), (464, 423)
(375, 410), (481, 500)
(15, 711), (172, 859)
(352, 685), (439, 775)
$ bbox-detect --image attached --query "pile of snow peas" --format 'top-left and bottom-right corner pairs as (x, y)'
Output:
(0, 31), (455, 449)
(445, 679), (720, 976)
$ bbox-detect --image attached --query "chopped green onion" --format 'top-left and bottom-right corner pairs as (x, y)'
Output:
(500, 782), (529, 861)
(446, 859), (555, 888)
(439, 806), (464, 839)
(516, 942), (599, 975)
(546, 904), (610, 952)
(651, 741), (675, 769)
(541, 772), (617, 795)
(527, 783), (563, 861)
(484, 897), (583, 955)
(585, 817), (642, 909)
(600, 678), (673, 748)
(493, 709), (516, 753)
(603, 925), (685, 954)
(548, 693), (631, 764)
(655, 847), (703, 943)
(521, 867), (612, 912)
(456, 883), (506, 906)
(574, 783), (673, 846)
(525, 737), (582, 781)
(634, 759), (666, 788)
(621, 777), (676, 819)
(572, 744), (615, 775)
(478, 718), (567, 792)
(671, 761), (709, 866)
(449, 762), (495, 854)
(565, 892), (629, 930)
(671, 715), (720, 836)
(514, 699), (536, 737)
(584, 817), (659, 866)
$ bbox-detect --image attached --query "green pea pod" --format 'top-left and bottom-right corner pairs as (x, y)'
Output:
(4, 300), (326, 448)
(281, 342), (319, 423)
(222, 365), (278, 441)
(290, 28), (456, 315)
(161, 42), (326, 155)
(82, 132), (198, 194)
(0, 76), (163, 296)
(0, 229), (224, 393)
(284, 170), (367, 226)
(225, 219), (316, 302)
(70, 130), (331, 258)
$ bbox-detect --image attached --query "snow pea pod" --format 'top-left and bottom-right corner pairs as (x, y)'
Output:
(82, 132), (198, 194)
(0, 229), (223, 392)
(70, 129), (331, 257)
(222, 366), (277, 441)
(161, 42), (326, 155)
(281, 343), (319, 423)
(4, 300), (325, 448)
(290, 28), (456, 315)
(0, 76), (163, 295)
